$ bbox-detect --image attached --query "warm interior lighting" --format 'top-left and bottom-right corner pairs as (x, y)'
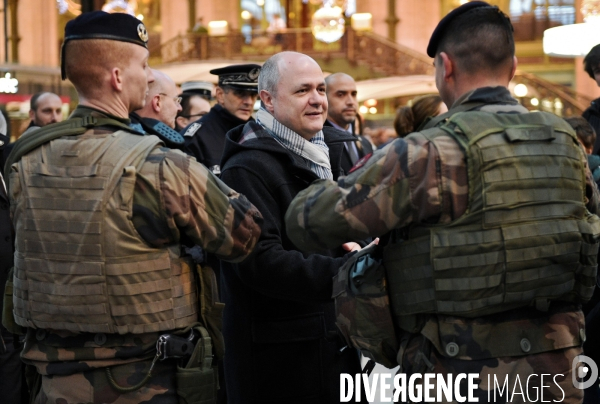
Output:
(351, 13), (372, 31)
(514, 83), (528, 98)
(312, 4), (345, 43)
(359, 105), (368, 114)
(369, 107), (377, 114)
(241, 10), (251, 20)
(208, 21), (229, 36)
(530, 98), (539, 106)
(543, 0), (600, 57)
(365, 99), (378, 107)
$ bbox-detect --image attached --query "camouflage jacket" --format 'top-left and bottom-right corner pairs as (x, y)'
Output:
(12, 106), (263, 376)
(285, 87), (600, 359)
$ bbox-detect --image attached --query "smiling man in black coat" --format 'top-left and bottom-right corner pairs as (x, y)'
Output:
(219, 52), (364, 403)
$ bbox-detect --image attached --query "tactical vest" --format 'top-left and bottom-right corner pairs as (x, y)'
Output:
(384, 111), (600, 328)
(10, 128), (199, 334)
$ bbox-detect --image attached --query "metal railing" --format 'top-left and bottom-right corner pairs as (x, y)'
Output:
(150, 27), (435, 77)
(149, 27), (588, 115)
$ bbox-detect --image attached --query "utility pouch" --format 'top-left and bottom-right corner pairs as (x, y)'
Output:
(176, 325), (217, 404)
(2, 267), (24, 335)
(195, 263), (225, 360)
(332, 243), (399, 368)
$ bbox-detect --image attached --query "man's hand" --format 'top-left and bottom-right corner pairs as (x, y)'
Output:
(341, 237), (379, 252)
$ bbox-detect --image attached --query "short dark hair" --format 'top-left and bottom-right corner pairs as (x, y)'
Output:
(394, 95), (443, 137)
(436, 6), (514, 75)
(178, 94), (195, 117)
(30, 92), (49, 111)
(584, 44), (600, 79)
(565, 116), (596, 151)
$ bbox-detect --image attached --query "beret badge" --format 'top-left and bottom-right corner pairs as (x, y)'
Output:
(137, 23), (149, 43)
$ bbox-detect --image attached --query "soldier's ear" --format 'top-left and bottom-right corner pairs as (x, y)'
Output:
(260, 90), (274, 113)
(110, 67), (124, 92)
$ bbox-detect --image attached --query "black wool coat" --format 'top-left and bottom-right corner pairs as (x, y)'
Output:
(181, 104), (251, 173)
(219, 123), (364, 404)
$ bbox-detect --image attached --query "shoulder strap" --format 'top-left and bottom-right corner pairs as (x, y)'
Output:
(445, 110), (576, 145)
(4, 116), (141, 186)
(421, 101), (487, 131)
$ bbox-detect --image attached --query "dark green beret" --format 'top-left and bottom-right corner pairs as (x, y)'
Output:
(61, 11), (148, 80)
(210, 64), (261, 92)
(426, 1), (491, 58)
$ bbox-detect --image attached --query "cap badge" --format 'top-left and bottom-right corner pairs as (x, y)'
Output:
(137, 23), (149, 43)
(248, 67), (260, 80)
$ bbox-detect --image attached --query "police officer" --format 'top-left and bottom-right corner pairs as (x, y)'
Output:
(181, 64), (260, 175)
(175, 81), (213, 132)
(285, 2), (600, 402)
(4, 11), (262, 403)
(130, 68), (187, 150)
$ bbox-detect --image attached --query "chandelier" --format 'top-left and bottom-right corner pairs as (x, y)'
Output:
(543, 0), (600, 57)
(310, 0), (356, 43)
(56, 0), (137, 16)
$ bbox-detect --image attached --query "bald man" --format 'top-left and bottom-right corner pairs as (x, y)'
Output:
(28, 92), (63, 128)
(130, 69), (186, 149)
(219, 52), (363, 403)
(324, 73), (372, 174)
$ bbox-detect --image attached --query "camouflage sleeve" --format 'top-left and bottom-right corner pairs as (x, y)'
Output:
(133, 147), (262, 262)
(582, 151), (600, 214)
(285, 133), (467, 252)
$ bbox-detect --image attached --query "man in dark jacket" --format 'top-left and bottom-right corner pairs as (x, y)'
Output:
(219, 52), (364, 403)
(324, 72), (373, 173)
(181, 64), (260, 175)
(583, 44), (600, 154)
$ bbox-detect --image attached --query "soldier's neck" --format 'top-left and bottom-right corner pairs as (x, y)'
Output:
(78, 97), (130, 120)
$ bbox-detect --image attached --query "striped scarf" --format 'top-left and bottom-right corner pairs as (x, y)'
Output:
(256, 108), (333, 180)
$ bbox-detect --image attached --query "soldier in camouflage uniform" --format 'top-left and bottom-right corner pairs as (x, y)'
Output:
(285, 2), (600, 403)
(4, 11), (262, 404)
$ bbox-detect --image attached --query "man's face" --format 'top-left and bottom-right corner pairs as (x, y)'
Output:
(176, 95), (211, 130)
(593, 65), (600, 87)
(156, 79), (182, 129)
(326, 75), (358, 129)
(216, 86), (257, 121)
(30, 93), (63, 127)
(264, 54), (327, 140)
(124, 45), (154, 112)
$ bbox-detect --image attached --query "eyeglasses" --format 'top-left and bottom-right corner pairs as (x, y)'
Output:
(179, 112), (208, 119)
(159, 93), (182, 104)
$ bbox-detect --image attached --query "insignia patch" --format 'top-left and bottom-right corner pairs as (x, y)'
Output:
(349, 153), (372, 174)
(248, 67), (260, 80)
(137, 23), (149, 43)
(183, 122), (201, 137)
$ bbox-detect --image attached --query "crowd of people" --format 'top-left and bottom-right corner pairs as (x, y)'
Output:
(2, 1), (600, 403)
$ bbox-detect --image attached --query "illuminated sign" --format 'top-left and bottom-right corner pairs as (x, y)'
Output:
(0, 73), (18, 94)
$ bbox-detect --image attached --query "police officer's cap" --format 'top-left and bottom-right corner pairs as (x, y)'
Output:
(210, 64), (261, 92)
(180, 81), (214, 99)
(61, 11), (149, 80)
(427, 1), (494, 58)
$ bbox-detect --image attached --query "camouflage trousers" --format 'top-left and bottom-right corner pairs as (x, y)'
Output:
(398, 334), (583, 404)
(33, 358), (178, 404)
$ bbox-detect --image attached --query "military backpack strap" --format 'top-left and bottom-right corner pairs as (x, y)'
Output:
(3, 116), (142, 187)
(2, 266), (24, 335)
(420, 101), (487, 131)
